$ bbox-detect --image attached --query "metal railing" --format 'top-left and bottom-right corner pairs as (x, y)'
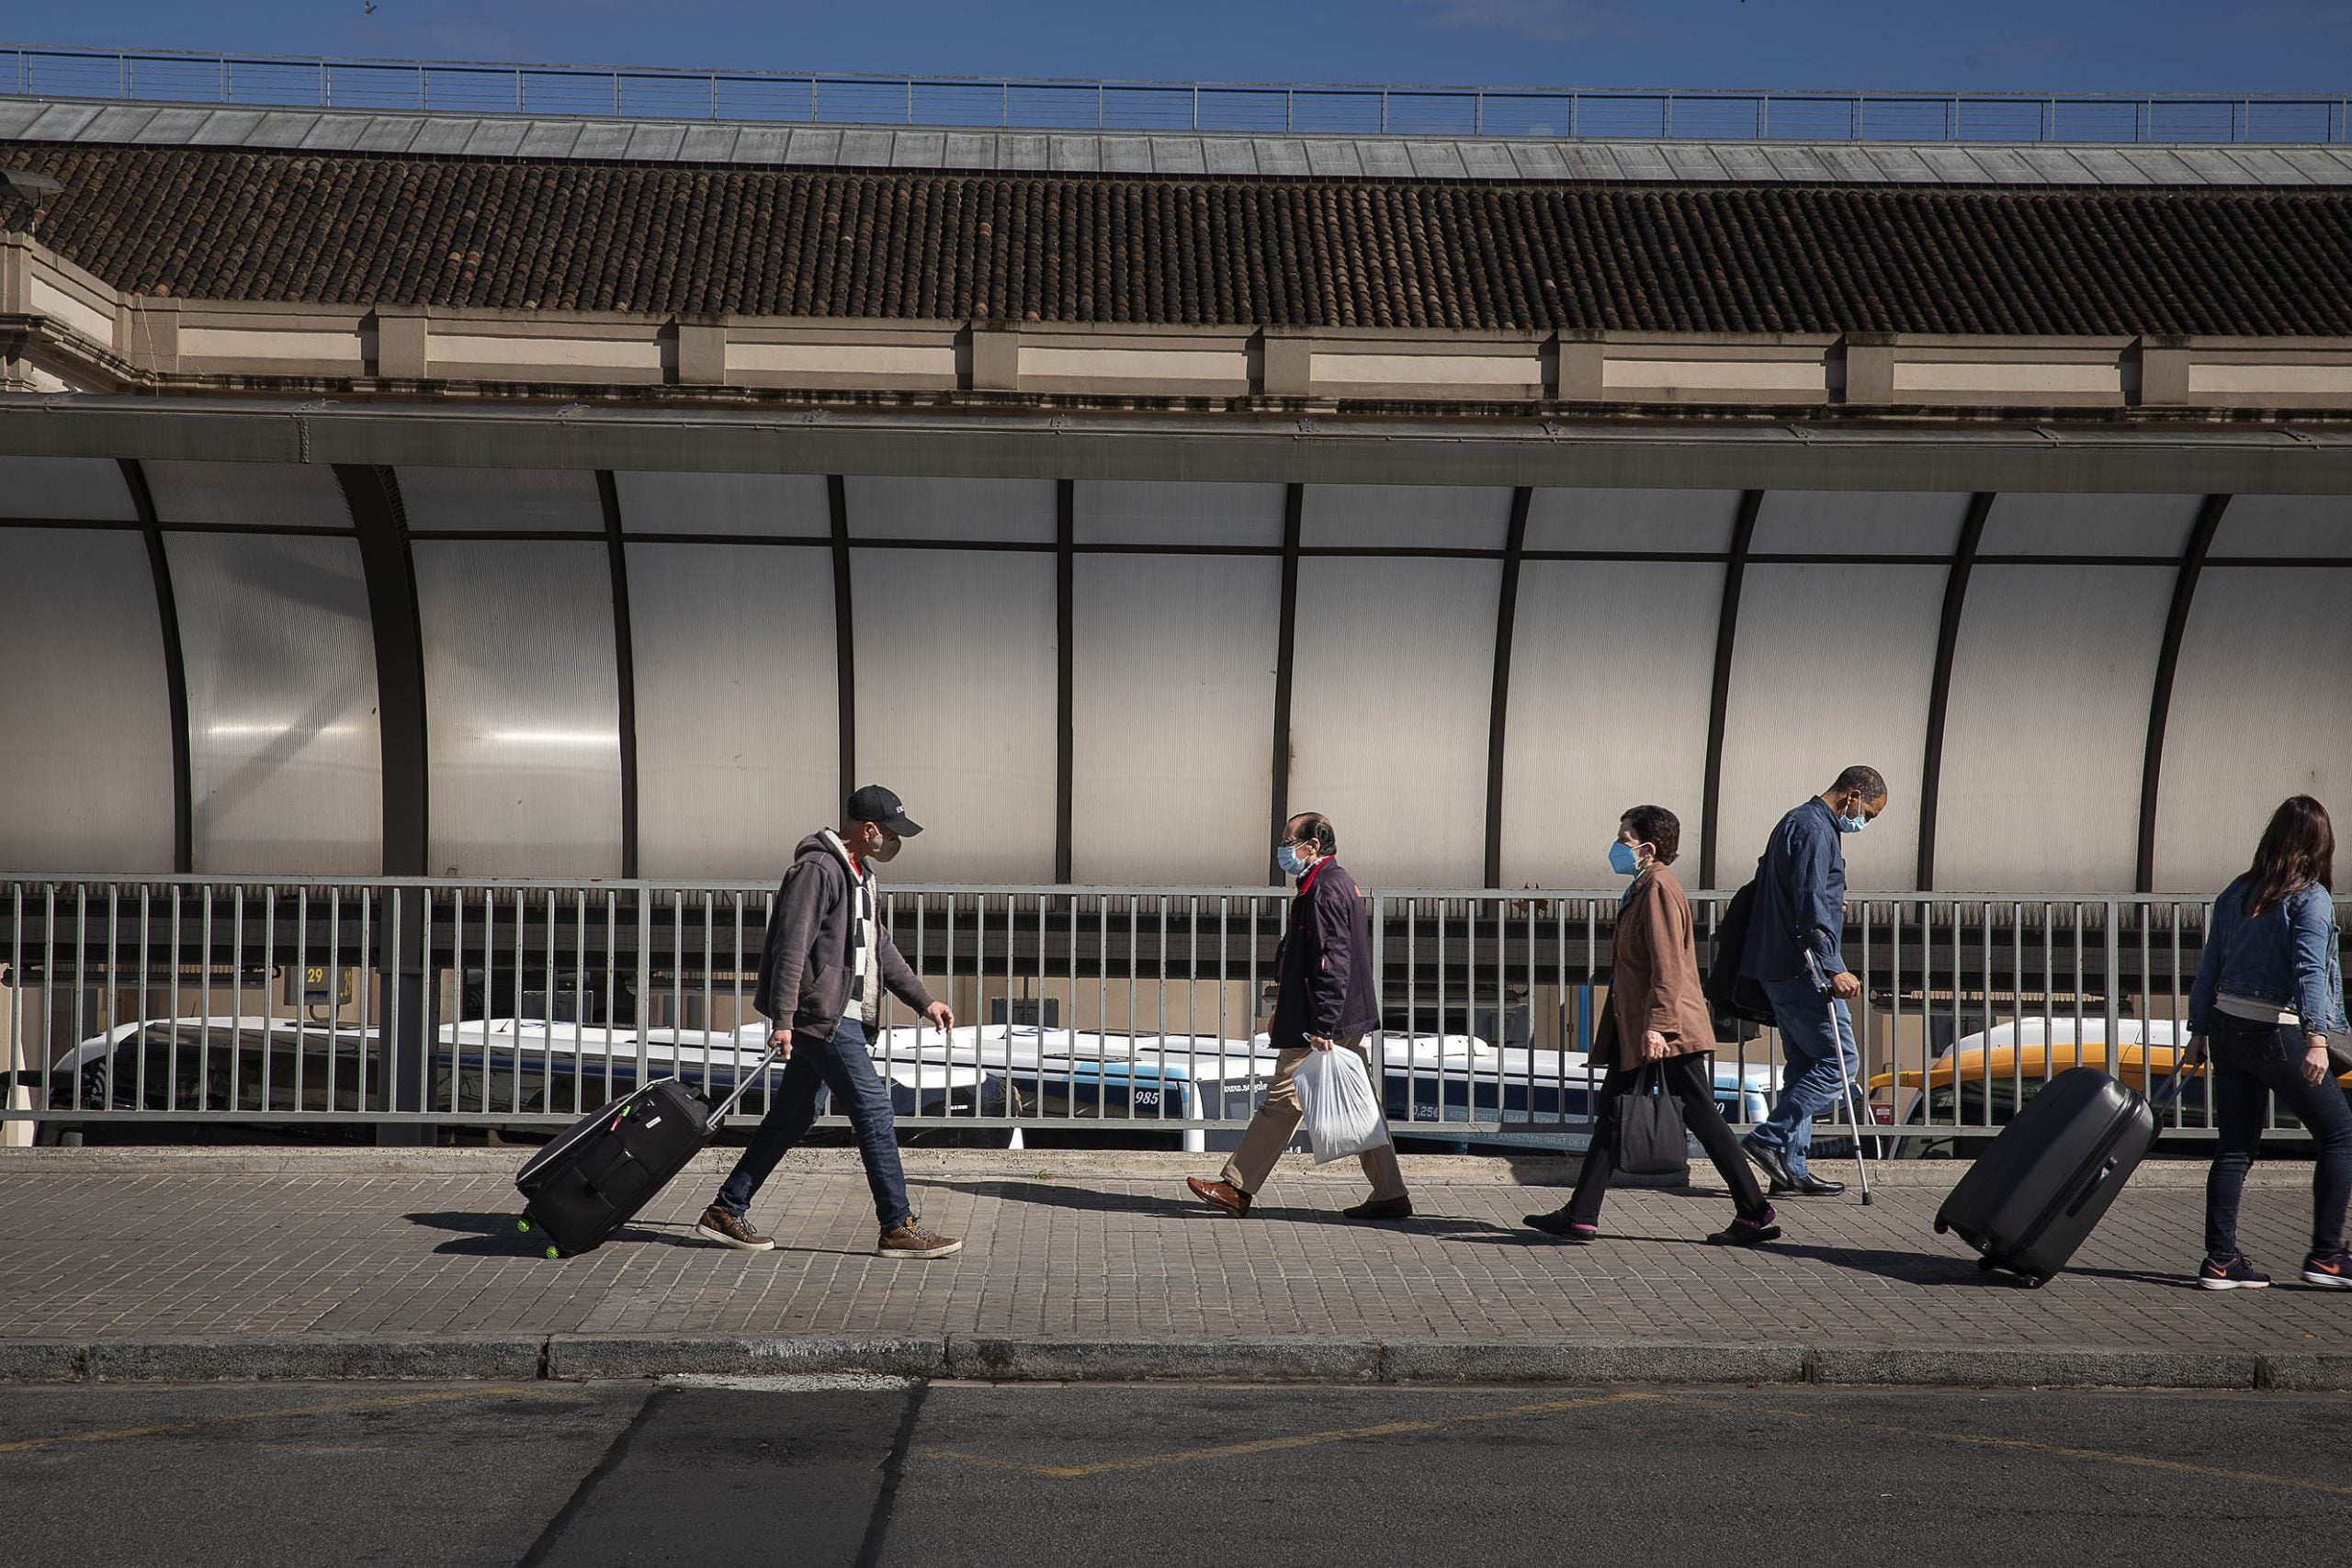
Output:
(5, 45), (2348, 145)
(7, 875), (2341, 1156)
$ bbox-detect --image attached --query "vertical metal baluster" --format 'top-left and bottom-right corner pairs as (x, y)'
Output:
(1405, 900), (1418, 1129)
(123, 883), (144, 1116)
(2172, 903), (2188, 1130)
(701, 890), (717, 1108)
(2042, 901), (2056, 1119)
(2103, 899), (2122, 1085)
(449, 890), (467, 1113)
(359, 887), (377, 1117)
(259, 887), (275, 1113)
(353, 884), (371, 1114)
(327, 890), (343, 1113)
(8, 886), (26, 1124)
(198, 885), (213, 1111)
(62, 885), (88, 1122)
(97, 884), (119, 1117)
(1887, 897), (1903, 1139)
(729, 890), (745, 1119)
(575, 889), (592, 1112)
(230, 887), (247, 1113)
(164, 885), (180, 1113)
(522, 888), (541, 1112)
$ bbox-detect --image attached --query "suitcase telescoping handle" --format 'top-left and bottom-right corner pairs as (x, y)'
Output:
(709, 1054), (780, 1128)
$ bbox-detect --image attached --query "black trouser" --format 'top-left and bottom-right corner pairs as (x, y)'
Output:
(1566, 1052), (1770, 1226)
(2202, 1014), (2352, 1260)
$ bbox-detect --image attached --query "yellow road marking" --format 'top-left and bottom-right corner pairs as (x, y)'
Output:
(1697, 1400), (2352, 1501)
(0, 1385), (587, 1457)
(921, 1390), (1658, 1478)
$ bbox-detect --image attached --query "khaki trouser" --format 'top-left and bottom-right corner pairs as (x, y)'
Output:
(1220, 1036), (1408, 1201)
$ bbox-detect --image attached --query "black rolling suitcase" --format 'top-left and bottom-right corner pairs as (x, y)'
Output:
(1934, 1066), (2181, 1288)
(515, 1067), (768, 1258)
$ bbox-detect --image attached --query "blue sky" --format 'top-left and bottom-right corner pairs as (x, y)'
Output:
(17, 2), (2352, 95)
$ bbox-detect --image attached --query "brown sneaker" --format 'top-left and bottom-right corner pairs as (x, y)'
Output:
(1186, 1176), (1253, 1217)
(693, 1204), (775, 1251)
(878, 1222), (963, 1259)
(1342, 1195), (1413, 1222)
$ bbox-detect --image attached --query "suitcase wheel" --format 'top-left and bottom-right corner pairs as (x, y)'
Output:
(545, 1245), (562, 1260)
(2019, 1275), (2046, 1290)
(1933, 1219), (1949, 1235)
(516, 1217), (531, 1234)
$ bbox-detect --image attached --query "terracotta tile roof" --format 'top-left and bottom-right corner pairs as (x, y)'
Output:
(7, 141), (2351, 336)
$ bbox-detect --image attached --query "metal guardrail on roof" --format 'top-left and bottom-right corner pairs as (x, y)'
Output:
(4, 43), (2348, 145)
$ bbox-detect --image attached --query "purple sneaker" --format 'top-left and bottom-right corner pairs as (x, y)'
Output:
(1525, 1207), (1599, 1242)
(2301, 1249), (2352, 1289)
(1706, 1205), (1781, 1247)
(2198, 1254), (2271, 1291)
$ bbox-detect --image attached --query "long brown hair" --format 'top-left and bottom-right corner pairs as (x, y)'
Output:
(2245, 795), (2335, 917)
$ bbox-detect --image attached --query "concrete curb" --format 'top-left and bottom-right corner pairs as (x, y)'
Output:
(6, 1335), (2343, 1391)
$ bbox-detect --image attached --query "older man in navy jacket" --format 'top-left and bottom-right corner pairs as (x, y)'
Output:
(1187, 812), (1412, 1222)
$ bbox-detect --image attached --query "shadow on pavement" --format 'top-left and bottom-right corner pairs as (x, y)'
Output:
(911, 1179), (1541, 1241)
(402, 1209), (704, 1256)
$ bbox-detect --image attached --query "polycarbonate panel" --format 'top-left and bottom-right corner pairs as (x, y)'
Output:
(2152, 567), (2352, 892)
(1299, 484), (1511, 550)
(414, 541), (622, 875)
(1073, 480), (1286, 548)
(141, 460), (352, 529)
(1978, 493), (2202, 558)
(613, 471), (831, 537)
(1934, 565), (2175, 892)
(1716, 565), (1946, 892)
(1524, 487), (1742, 553)
(843, 477), (1056, 543)
(1751, 491), (1970, 556)
(1499, 561), (1724, 890)
(628, 544), (840, 878)
(850, 548), (1057, 881)
(167, 533), (381, 875)
(1289, 558), (1501, 887)
(398, 467), (603, 532)
(2210, 495), (2352, 558)
(0, 529), (173, 869)
(1071, 555), (1281, 884)
(0, 457), (135, 520)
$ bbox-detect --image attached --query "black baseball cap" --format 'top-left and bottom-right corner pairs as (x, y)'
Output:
(845, 784), (922, 836)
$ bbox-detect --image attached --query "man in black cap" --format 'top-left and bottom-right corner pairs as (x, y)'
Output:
(695, 785), (963, 1258)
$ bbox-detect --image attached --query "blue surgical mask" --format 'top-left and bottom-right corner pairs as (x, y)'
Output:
(1836, 807), (1870, 835)
(1608, 840), (1641, 876)
(1276, 843), (1308, 876)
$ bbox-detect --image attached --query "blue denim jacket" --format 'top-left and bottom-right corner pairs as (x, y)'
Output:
(1738, 797), (1847, 985)
(2188, 875), (2348, 1036)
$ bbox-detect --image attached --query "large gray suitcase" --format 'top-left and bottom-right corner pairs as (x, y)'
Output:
(1933, 1066), (2174, 1287)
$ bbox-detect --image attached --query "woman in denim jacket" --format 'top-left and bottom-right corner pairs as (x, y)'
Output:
(2184, 795), (2352, 1290)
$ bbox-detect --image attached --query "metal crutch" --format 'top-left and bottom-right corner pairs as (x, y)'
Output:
(1805, 952), (1874, 1206)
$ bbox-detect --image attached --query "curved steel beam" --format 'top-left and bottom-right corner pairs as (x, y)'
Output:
(1266, 482), (1304, 885)
(334, 464), (428, 877)
(2137, 494), (2232, 893)
(118, 458), (191, 874)
(1698, 491), (1762, 890)
(596, 472), (640, 879)
(1483, 486), (1532, 889)
(1914, 491), (1996, 892)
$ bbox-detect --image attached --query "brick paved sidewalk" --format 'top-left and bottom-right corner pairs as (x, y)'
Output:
(1, 1149), (2346, 1384)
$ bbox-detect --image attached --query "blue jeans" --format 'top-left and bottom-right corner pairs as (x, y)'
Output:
(2203, 1017), (2352, 1260)
(715, 1018), (911, 1232)
(1747, 973), (1860, 1177)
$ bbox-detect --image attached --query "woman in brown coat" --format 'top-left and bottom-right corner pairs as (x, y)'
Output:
(1526, 805), (1781, 1246)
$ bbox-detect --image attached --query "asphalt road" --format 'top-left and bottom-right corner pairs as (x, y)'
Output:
(6, 1378), (2350, 1567)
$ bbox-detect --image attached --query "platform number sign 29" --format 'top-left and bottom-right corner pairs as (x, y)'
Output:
(284, 963), (356, 1008)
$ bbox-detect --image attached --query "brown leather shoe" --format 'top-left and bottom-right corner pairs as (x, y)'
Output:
(1186, 1176), (1252, 1216)
(1342, 1195), (1413, 1222)
(877, 1222), (963, 1259)
(693, 1204), (775, 1251)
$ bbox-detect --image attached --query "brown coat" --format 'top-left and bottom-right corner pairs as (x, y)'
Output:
(1604, 864), (1719, 1071)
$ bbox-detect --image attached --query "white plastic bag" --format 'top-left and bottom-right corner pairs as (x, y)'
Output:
(1292, 1044), (1391, 1164)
